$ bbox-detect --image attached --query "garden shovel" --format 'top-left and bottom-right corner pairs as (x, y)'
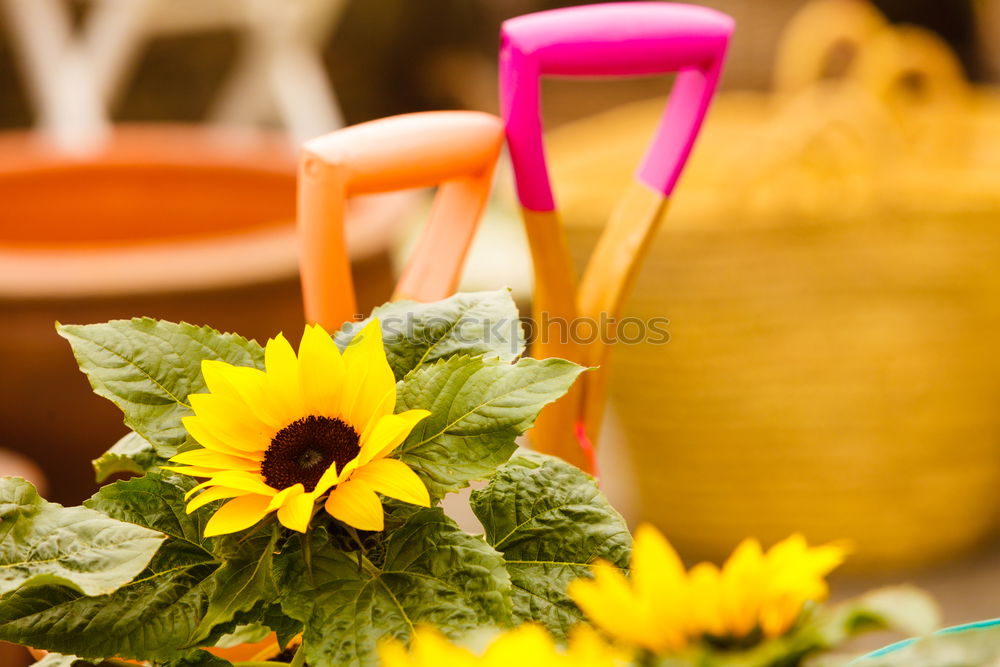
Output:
(298, 110), (505, 330)
(500, 2), (734, 472)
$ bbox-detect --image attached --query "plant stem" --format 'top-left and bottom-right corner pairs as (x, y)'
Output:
(359, 553), (381, 578)
(346, 526), (367, 555)
(289, 642), (307, 667)
(300, 531), (315, 586)
(236, 517), (270, 545)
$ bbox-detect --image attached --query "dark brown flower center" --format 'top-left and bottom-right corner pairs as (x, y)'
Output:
(262, 415), (360, 492)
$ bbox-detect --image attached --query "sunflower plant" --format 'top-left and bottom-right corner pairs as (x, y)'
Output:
(0, 290), (629, 667)
(379, 525), (941, 667)
(0, 289), (940, 667)
(566, 526), (940, 666)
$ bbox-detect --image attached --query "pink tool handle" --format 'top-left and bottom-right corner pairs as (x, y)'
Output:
(500, 2), (734, 211)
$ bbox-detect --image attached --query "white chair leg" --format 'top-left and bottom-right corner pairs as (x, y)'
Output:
(2, 0), (349, 149)
(210, 0), (347, 141)
(79, 0), (158, 110)
(0, 0), (108, 152)
(206, 29), (280, 128)
(267, 42), (344, 144)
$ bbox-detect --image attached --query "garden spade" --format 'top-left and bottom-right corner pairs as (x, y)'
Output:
(500, 2), (733, 472)
(297, 111), (504, 330)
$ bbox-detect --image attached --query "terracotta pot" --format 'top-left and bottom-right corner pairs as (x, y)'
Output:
(0, 125), (410, 504)
(6, 642), (33, 667)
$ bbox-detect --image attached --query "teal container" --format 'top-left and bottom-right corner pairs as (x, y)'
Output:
(853, 619), (1000, 665)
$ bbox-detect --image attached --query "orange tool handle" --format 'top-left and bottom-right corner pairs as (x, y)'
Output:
(298, 111), (504, 330)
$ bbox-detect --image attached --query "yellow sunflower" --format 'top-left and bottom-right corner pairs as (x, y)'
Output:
(569, 524), (848, 654)
(378, 624), (630, 667)
(164, 319), (431, 537)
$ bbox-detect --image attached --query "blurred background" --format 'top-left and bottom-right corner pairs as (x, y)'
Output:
(3, 0), (1000, 662)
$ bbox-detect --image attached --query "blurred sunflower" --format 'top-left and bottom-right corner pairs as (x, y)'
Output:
(165, 319), (431, 537)
(378, 624), (629, 667)
(569, 524), (848, 654)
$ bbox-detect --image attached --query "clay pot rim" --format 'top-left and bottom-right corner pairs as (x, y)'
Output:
(0, 125), (411, 299)
(0, 123), (297, 174)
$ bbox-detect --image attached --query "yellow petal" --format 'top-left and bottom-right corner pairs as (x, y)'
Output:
(359, 389), (396, 444)
(163, 465), (224, 478)
(574, 560), (680, 653)
(629, 524), (689, 645)
(265, 484), (302, 512)
(169, 449), (260, 470)
(759, 595), (802, 638)
(359, 410), (431, 465)
(484, 624), (557, 663)
(377, 638), (415, 667)
(264, 332), (304, 424)
(351, 458), (429, 507)
(276, 485), (317, 533)
(309, 463), (341, 498)
(717, 537), (766, 637)
(324, 478), (385, 531)
(792, 538), (849, 580)
(203, 494), (273, 537)
(298, 323), (346, 418)
(570, 565), (643, 646)
(340, 319), (396, 432)
(186, 486), (251, 512)
(201, 358), (240, 395)
(567, 624), (630, 665)
(411, 628), (477, 665)
(183, 416), (260, 457)
(189, 394), (274, 451)
(186, 471), (276, 498)
(335, 457), (362, 484)
(201, 360), (285, 428)
(688, 562), (725, 637)
(631, 523), (686, 597)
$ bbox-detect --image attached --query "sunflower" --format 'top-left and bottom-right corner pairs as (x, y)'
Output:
(164, 319), (431, 537)
(378, 624), (629, 667)
(569, 524), (848, 654)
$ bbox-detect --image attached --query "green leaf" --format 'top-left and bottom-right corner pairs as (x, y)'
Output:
(470, 453), (631, 638)
(815, 585), (940, 647)
(0, 477), (164, 596)
(0, 550), (218, 661)
(0, 474), (224, 660)
(260, 603), (303, 650)
(210, 622), (272, 649)
(396, 356), (585, 500)
(84, 473), (212, 549)
(57, 319), (264, 456)
(275, 507), (512, 667)
(88, 473), (283, 649)
(92, 431), (161, 483)
(189, 528), (279, 645)
(336, 290), (524, 380)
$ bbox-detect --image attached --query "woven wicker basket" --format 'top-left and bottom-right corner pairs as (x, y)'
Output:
(547, 0), (1000, 571)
